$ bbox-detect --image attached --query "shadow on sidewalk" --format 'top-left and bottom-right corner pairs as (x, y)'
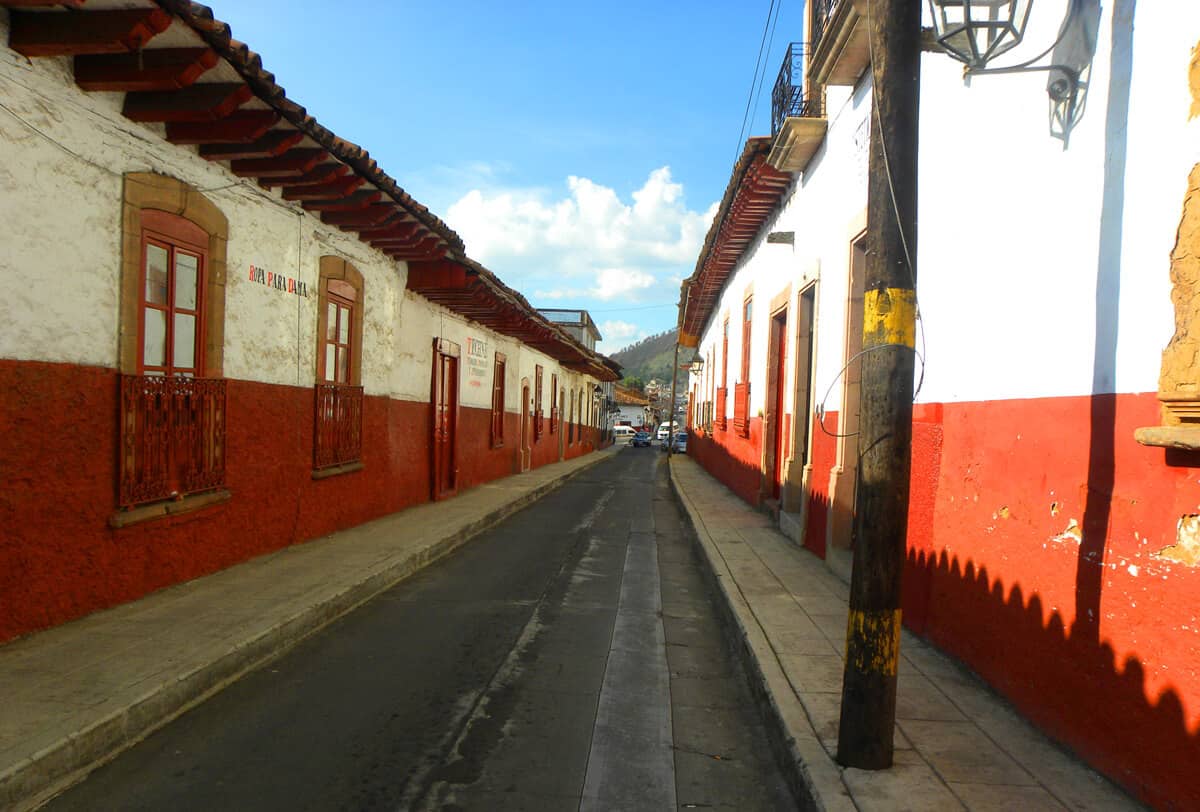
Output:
(903, 546), (1196, 810)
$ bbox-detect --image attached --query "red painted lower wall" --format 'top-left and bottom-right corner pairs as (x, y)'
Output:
(0, 360), (595, 644)
(688, 418), (764, 506)
(690, 390), (1199, 809)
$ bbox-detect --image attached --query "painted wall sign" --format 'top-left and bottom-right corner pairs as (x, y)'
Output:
(465, 336), (488, 388)
(248, 264), (309, 298)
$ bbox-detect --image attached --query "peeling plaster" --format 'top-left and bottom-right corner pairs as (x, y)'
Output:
(1152, 513), (1200, 566)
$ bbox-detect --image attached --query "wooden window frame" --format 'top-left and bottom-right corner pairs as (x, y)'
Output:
(313, 257), (365, 475)
(550, 373), (558, 433)
(116, 174), (230, 521)
(491, 351), (507, 448)
(741, 295), (753, 384)
(315, 257), (364, 386)
(137, 211), (208, 376)
(534, 364), (544, 440)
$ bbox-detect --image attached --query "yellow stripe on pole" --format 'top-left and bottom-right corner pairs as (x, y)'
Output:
(845, 608), (902, 676)
(863, 288), (916, 349)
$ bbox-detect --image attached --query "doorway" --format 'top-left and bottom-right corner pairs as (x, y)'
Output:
(764, 307), (789, 500)
(520, 382), (531, 472)
(829, 235), (866, 551)
(431, 338), (460, 500)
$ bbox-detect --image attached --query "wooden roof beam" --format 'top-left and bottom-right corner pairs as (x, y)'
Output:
(74, 48), (217, 92)
(123, 83), (253, 123)
(198, 130), (303, 161)
(230, 148), (327, 178)
(9, 8), (170, 57)
(165, 110), (280, 144)
(320, 204), (399, 228)
(301, 190), (381, 212)
(281, 175), (366, 201)
(261, 163), (349, 188)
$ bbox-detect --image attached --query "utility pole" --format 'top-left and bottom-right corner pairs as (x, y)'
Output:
(836, 0), (921, 770)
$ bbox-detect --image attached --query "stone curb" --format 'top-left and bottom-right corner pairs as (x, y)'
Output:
(4, 449), (614, 812)
(668, 458), (855, 812)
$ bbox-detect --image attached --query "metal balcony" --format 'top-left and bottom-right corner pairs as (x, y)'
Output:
(807, 0), (871, 87)
(767, 43), (829, 174)
(771, 43), (822, 137)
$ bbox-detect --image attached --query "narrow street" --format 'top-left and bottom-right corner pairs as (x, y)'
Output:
(44, 449), (796, 811)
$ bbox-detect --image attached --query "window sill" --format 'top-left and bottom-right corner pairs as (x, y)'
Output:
(312, 461), (364, 480)
(110, 488), (231, 528)
(1134, 426), (1200, 450)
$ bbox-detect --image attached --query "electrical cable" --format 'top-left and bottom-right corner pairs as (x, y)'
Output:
(733, 0), (779, 164)
(748, 0), (785, 135)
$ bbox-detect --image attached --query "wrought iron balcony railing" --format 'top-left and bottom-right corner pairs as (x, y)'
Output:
(119, 374), (226, 507)
(314, 383), (364, 469)
(810, 0), (841, 55)
(771, 43), (822, 137)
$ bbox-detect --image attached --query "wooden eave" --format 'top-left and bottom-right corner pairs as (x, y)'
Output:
(407, 259), (619, 382)
(678, 138), (794, 348)
(1, 0), (463, 266)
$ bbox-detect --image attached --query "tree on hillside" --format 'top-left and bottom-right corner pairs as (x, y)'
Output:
(622, 376), (645, 392)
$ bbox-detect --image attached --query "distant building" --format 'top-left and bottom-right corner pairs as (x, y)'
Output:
(537, 309), (601, 352)
(613, 384), (651, 428)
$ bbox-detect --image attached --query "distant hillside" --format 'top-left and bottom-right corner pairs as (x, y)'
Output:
(610, 329), (687, 392)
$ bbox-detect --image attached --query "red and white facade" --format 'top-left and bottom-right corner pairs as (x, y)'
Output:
(683, 4), (1200, 808)
(0, 3), (616, 645)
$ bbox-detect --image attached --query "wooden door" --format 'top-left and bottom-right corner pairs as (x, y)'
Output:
(520, 383), (531, 472)
(431, 339), (460, 500)
(769, 309), (789, 499)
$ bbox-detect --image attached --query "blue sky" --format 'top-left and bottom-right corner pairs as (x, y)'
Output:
(217, 1), (805, 353)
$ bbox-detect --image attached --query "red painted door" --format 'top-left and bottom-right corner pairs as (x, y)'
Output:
(432, 341), (459, 500)
(520, 384), (531, 472)
(771, 311), (788, 499)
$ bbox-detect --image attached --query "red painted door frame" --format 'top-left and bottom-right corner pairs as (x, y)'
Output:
(431, 338), (460, 501)
(768, 308), (788, 499)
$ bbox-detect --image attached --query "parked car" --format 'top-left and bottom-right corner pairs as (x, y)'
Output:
(612, 426), (635, 442)
(670, 431), (688, 454)
(656, 421), (675, 441)
(631, 431), (652, 447)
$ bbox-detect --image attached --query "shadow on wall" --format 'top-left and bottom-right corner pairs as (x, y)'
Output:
(1077, 0), (1136, 652)
(687, 429), (765, 507)
(904, 546), (1197, 811)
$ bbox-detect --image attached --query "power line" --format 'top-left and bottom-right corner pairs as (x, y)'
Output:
(733, 0), (780, 164)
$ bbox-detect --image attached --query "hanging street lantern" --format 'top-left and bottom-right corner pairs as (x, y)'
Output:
(928, 0), (1033, 69)
(689, 355), (705, 376)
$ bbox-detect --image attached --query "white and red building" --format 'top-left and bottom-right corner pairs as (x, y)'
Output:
(0, 2), (616, 645)
(682, 3), (1199, 807)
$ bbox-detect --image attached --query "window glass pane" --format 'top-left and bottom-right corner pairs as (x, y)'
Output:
(173, 312), (195, 369)
(338, 305), (350, 344)
(175, 253), (198, 310)
(145, 244), (169, 305)
(325, 344), (336, 382)
(143, 308), (166, 367)
(337, 347), (348, 383)
(326, 302), (337, 341)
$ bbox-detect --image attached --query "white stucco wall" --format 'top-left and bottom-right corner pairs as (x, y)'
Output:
(691, 2), (1199, 411)
(0, 15), (600, 407)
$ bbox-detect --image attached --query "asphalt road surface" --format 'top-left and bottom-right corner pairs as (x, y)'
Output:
(46, 449), (796, 811)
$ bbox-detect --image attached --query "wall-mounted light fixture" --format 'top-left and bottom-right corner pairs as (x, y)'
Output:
(928, 0), (1032, 69)
(689, 355), (705, 375)
(928, 0), (1097, 144)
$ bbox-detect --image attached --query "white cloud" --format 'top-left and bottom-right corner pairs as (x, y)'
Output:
(444, 167), (715, 302)
(596, 320), (643, 356)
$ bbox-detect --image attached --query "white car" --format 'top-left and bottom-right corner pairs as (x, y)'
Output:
(656, 422), (674, 442)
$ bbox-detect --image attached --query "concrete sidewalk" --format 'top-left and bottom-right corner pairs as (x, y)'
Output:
(0, 445), (618, 812)
(669, 454), (1142, 812)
